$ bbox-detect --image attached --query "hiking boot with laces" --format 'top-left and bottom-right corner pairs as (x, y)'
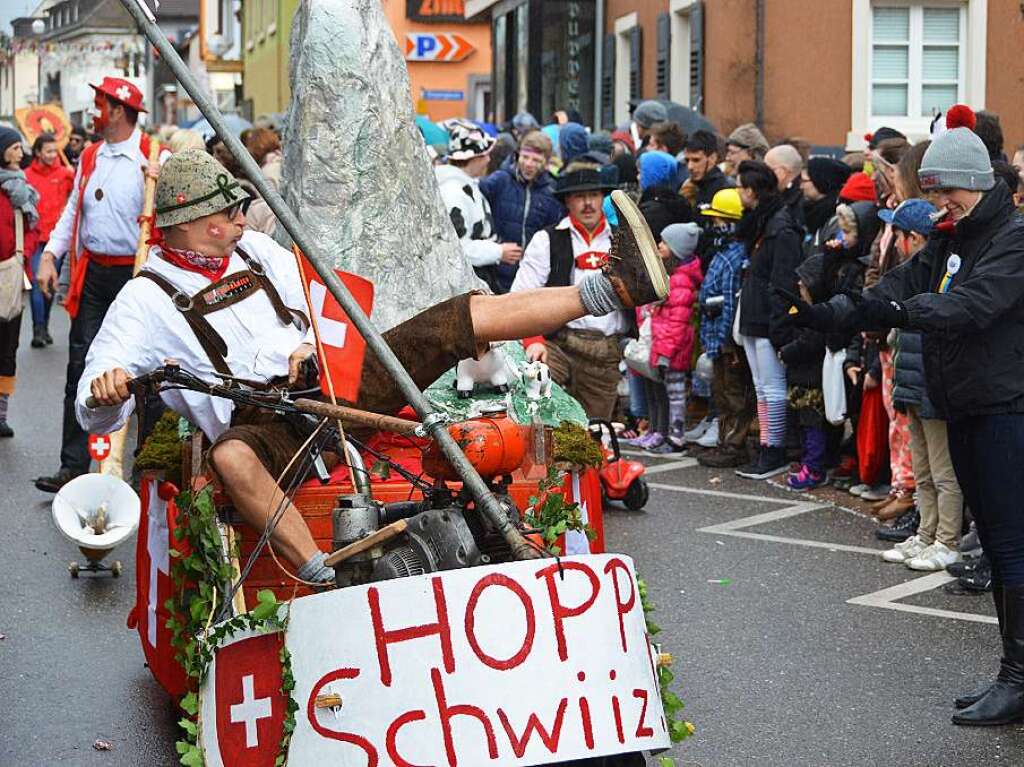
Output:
(605, 190), (669, 308)
(876, 507), (920, 542)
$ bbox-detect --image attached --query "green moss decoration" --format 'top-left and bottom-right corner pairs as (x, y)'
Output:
(135, 410), (186, 486)
(552, 421), (604, 470)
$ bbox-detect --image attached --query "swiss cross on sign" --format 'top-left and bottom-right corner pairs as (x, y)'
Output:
(214, 633), (286, 767)
(87, 433), (112, 462)
(405, 32), (475, 62)
(293, 249), (375, 403)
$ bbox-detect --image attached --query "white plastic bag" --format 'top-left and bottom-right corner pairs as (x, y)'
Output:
(822, 347), (848, 425)
(623, 316), (658, 380)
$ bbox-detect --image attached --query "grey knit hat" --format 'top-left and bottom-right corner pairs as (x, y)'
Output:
(661, 222), (701, 261)
(633, 100), (668, 128)
(918, 127), (994, 192)
(155, 149), (251, 227)
(727, 123), (770, 155)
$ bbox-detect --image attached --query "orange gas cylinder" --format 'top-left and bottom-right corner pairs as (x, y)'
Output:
(423, 404), (528, 481)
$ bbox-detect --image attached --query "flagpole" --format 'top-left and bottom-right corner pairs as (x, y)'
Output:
(121, 0), (538, 560)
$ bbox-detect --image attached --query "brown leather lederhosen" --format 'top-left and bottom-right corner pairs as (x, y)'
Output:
(138, 246), (309, 377)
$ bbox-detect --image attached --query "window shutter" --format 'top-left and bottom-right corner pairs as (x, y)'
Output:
(655, 13), (670, 100)
(689, 0), (705, 110)
(602, 32), (615, 129)
(629, 25), (642, 102)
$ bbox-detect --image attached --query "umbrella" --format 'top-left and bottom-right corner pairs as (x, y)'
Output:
(186, 114), (253, 141)
(415, 115), (449, 150)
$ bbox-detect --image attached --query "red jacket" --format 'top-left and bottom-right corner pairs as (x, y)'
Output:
(650, 257), (703, 371)
(0, 190), (41, 272)
(25, 158), (74, 242)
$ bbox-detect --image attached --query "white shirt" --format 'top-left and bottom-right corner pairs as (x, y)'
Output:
(511, 216), (626, 336)
(76, 231), (314, 441)
(48, 129), (168, 258)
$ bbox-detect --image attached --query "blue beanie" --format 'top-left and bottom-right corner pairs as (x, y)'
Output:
(559, 122), (589, 165)
(638, 151), (678, 191)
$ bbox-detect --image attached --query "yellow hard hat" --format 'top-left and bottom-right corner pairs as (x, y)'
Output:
(700, 187), (743, 221)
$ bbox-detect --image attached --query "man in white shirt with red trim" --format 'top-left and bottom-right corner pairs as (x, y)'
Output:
(510, 164), (626, 420)
(34, 77), (165, 493)
(80, 150), (667, 584)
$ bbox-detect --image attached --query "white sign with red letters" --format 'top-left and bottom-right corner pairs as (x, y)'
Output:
(200, 554), (668, 766)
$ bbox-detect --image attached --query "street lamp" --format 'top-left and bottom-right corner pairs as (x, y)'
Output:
(31, 18), (45, 35)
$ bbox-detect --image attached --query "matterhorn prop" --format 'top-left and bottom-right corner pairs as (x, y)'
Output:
(52, 473), (140, 577)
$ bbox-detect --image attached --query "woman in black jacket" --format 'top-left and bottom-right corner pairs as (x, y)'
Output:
(786, 128), (1024, 727)
(734, 160), (804, 479)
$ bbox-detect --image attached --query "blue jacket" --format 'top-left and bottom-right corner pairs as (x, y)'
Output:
(480, 155), (564, 291)
(699, 239), (746, 358)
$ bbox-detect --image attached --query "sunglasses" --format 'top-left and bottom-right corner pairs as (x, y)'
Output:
(224, 198), (253, 219)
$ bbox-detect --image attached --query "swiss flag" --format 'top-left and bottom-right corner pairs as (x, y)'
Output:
(214, 633), (287, 767)
(294, 248), (375, 403)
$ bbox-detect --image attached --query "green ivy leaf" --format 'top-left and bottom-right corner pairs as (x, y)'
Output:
(180, 692), (199, 715)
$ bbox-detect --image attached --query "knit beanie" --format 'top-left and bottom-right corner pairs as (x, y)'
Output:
(864, 126), (906, 149)
(559, 122), (589, 165)
(633, 100), (668, 128)
(918, 126), (994, 192)
(838, 172), (877, 203)
(661, 222), (701, 261)
(638, 150), (678, 191)
(0, 127), (23, 161)
(807, 157), (853, 196)
(610, 129), (636, 154)
(727, 123), (770, 155)
(588, 130), (614, 156)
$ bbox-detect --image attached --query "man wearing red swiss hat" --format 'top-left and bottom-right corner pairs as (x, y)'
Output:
(34, 76), (167, 493)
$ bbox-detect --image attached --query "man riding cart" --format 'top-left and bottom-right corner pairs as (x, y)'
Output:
(79, 149), (668, 585)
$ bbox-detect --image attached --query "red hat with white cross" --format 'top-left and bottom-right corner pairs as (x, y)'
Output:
(90, 76), (147, 113)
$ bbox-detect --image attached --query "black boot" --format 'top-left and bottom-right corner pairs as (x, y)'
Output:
(954, 584), (1004, 709)
(30, 324), (46, 348)
(953, 585), (1024, 725)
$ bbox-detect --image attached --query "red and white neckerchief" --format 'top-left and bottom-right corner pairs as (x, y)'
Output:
(570, 215), (609, 270)
(155, 238), (231, 281)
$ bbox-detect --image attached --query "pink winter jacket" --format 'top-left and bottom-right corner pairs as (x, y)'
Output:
(649, 257), (704, 371)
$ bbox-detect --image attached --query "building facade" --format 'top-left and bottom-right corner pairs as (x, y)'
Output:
(241, 0), (491, 122)
(470, 0), (1021, 150)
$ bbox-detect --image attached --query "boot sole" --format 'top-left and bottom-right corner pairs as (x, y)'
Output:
(735, 464), (791, 480)
(610, 190), (669, 302)
(951, 713), (1024, 726)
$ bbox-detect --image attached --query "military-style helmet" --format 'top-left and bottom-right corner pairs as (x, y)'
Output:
(155, 149), (251, 228)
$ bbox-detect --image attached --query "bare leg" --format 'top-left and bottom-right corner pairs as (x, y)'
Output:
(210, 439), (319, 569)
(469, 287), (587, 342)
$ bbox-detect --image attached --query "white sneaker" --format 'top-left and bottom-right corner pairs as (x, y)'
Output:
(860, 484), (892, 501)
(696, 418), (720, 448)
(849, 483), (870, 497)
(906, 541), (961, 571)
(683, 416), (713, 442)
(881, 535), (927, 563)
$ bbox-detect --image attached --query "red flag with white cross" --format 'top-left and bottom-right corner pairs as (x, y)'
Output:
(214, 633), (287, 767)
(293, 248), (375, 403)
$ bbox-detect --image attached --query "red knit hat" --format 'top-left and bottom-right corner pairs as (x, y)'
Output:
(839, 172), (877, 203)
(90, 76), (147, 113)
(610, 129), (636, 154)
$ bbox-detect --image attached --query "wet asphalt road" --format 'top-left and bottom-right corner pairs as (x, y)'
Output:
(2, 311), (1023, 766)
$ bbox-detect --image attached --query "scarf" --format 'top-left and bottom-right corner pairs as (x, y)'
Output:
(802, 194), (838, 236)
(735, 194), (784, 250)
(0, 168), (40, 226)
(158, 243), (230, 281)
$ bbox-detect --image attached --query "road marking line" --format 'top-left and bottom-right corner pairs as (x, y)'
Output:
(847, 572), (998, 625)
(648, 481), (796, 503)
(642, 458), (698, 475)
(621, 449), (676, 459)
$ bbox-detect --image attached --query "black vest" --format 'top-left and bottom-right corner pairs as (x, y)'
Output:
(544, 226), (574, 288)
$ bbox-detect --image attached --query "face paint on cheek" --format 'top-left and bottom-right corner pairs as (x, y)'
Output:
(207, 224), (225, 239)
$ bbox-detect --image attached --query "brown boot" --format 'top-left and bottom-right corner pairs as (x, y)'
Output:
(605, 190), (669, 308)
(876, 494), (915, 522)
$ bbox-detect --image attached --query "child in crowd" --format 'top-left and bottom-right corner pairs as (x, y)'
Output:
(694, 189), (754, 468)
(638, 222), (703, 452)
(880, 199), (964, 571)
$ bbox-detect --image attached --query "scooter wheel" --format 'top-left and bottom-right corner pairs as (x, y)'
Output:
(68, 562), (80, 578)
(623, 478), (649, 510)
(112, 561), (123, 578)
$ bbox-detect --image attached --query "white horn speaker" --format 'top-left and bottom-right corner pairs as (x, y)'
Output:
(52, 474), (141, 578)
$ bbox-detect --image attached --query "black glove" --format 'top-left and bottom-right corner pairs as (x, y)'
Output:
(855, 296), (909, 329)
(773, 286), (834, 329)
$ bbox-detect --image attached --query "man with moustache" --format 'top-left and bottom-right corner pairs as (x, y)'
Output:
(510, 163), (626, 420)
(34, 77), (166, 492)
(80, 150), (667, 584)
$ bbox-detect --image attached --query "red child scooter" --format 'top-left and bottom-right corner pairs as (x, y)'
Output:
(589, 419), (650, 510)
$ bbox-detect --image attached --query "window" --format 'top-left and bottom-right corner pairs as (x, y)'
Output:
(613, 12), (639, 126)
(849, 0), (986, 145)
(669, 0), (702, 108)
(871, 4), (963, 119)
